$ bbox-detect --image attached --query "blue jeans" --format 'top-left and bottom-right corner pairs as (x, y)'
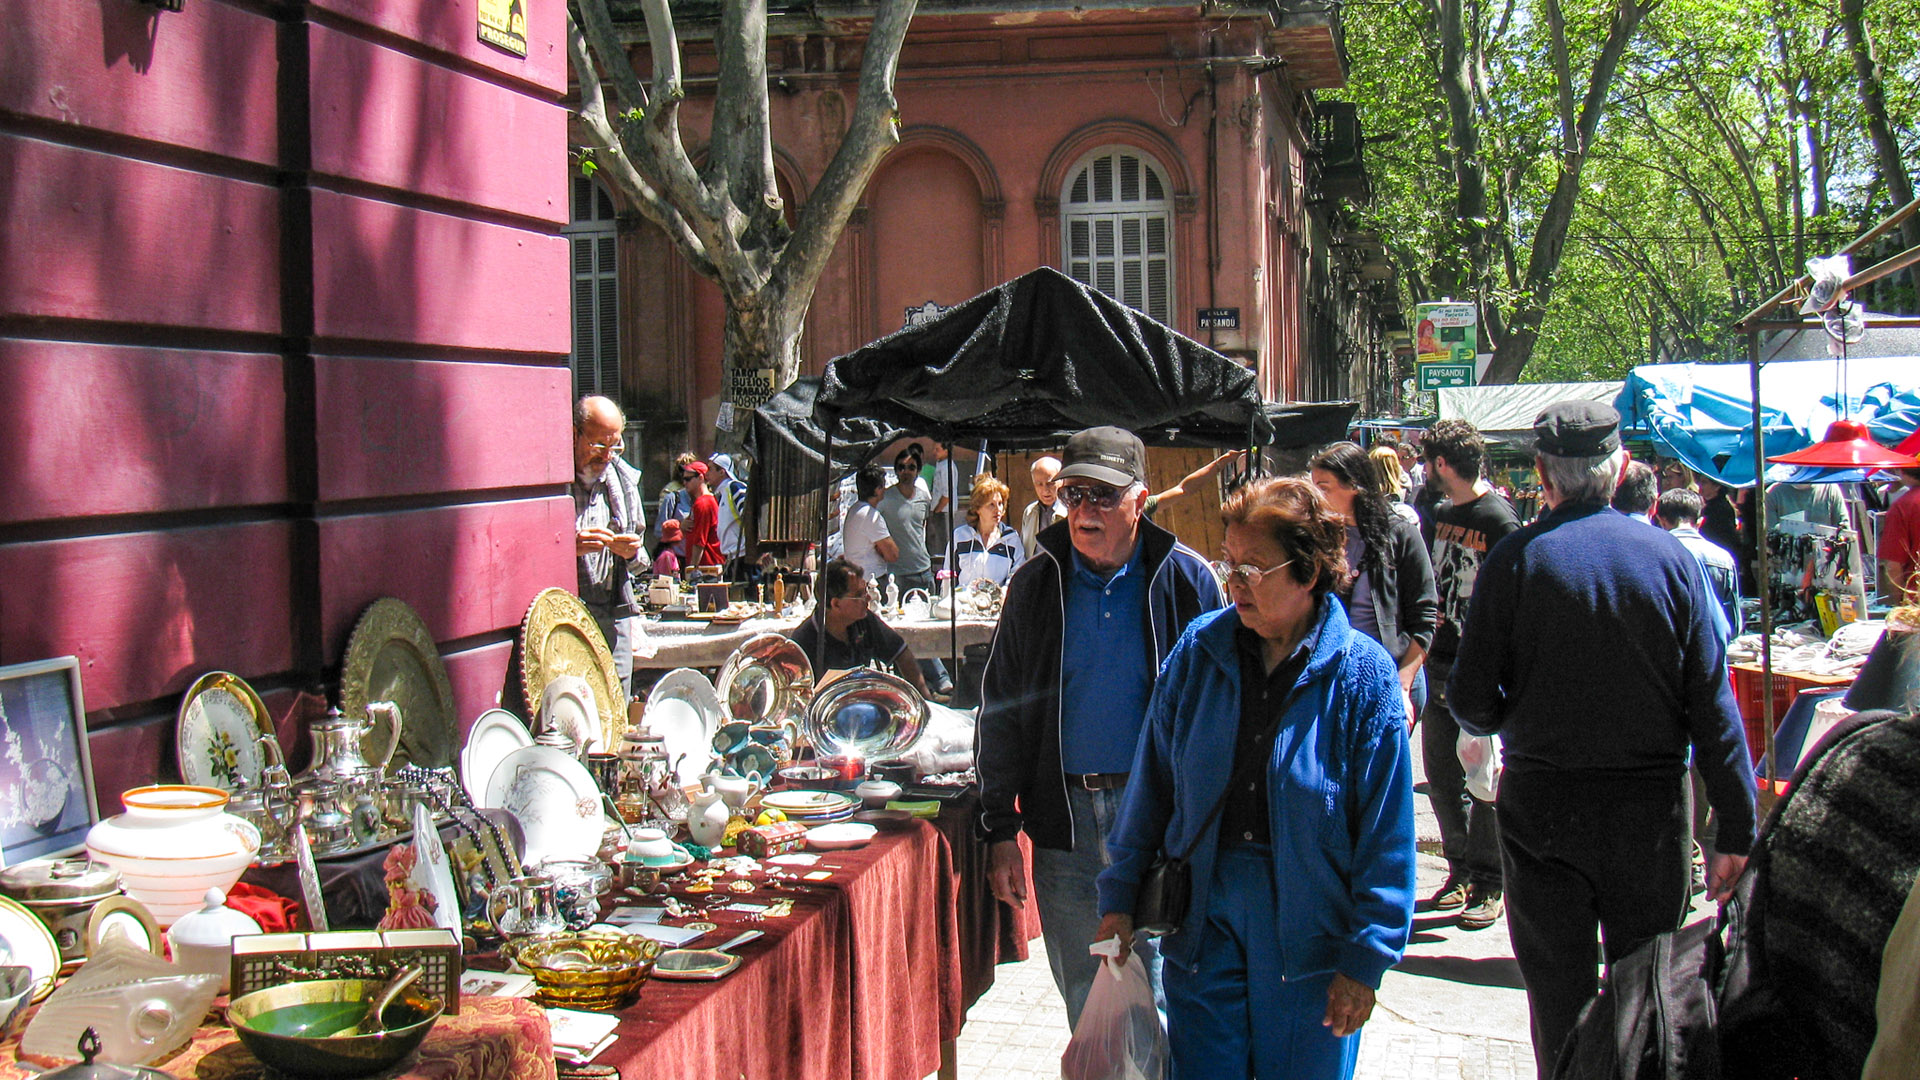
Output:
(1030, 784), (1162, 1029)
(1165, 845), (1360, 1080)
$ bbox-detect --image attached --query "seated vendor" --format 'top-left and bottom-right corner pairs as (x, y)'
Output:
(788, 558), (932, 698)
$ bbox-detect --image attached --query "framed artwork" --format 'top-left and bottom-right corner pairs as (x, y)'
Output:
(0, 657), (99, 863)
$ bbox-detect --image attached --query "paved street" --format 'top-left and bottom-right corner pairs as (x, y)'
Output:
(941, 732), (1540, 1078)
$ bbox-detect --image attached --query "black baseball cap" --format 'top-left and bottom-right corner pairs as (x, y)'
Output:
(1054, 426), (1147, 487)
(1532, 401), (1621, 457)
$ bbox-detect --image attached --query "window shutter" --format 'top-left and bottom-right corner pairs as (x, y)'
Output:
(1060, 150), (1175, 323)
(564, 179), (621, 399)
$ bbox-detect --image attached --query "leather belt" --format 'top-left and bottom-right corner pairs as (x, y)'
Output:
(1067, 772), (1129, 791)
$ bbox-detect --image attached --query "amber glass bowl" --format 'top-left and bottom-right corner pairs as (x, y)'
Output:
(509, 933), (662, 1011)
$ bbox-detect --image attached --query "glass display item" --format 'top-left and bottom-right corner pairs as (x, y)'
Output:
(532, 858), (613, 931)
(84, 786), (261, 927)
(507, 932), (661, 1011)
(804, 668), (929, 763)
(21, 940), (220, 1066)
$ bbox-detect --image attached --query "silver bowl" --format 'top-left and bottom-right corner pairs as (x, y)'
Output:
(804, 668), (928, 762)
(717, 634), (815, 732)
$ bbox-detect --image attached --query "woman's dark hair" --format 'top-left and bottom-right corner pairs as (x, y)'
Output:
(855, 465), (886, 501)
(895, 445), (922, 471)
(1309, 441), (1394, 579)
(1220, 476), (1350, 597)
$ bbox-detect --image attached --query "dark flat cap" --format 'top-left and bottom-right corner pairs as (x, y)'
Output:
(1533, 401), (1621, 457)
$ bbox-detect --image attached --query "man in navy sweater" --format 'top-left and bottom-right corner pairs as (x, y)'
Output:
(1448, 402), (1757, 1078)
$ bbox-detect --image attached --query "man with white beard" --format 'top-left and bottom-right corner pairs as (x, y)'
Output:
(573, 395), (650, 694)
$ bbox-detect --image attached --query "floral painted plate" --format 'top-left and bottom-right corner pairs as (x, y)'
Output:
(176, 672), (279, 792)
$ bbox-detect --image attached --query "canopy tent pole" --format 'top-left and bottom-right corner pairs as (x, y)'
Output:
(810, 416), (836, 683)
(946, 440), (957, 686)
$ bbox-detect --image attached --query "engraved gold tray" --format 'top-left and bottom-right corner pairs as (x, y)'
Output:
(520, 588), (627, 751)
(340, 597), (458, 771)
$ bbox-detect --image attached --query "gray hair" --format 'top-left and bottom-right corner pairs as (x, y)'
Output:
(1536, 447), (1628, 504)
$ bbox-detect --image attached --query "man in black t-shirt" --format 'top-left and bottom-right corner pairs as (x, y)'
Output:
(787, 558), (931, 697)
(1418, 419), (1521, 930)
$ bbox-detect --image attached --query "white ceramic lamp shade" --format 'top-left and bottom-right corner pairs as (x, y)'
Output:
(86, 786), (261, 927)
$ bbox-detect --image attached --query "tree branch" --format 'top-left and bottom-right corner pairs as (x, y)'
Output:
(710, 0), (785, 269)
(775, 0), (918, 325)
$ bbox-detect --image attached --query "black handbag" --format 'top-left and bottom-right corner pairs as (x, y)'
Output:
(1132, 695), (1295, 938)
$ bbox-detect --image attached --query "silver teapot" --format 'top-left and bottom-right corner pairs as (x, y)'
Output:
(304, 703), (402, 782)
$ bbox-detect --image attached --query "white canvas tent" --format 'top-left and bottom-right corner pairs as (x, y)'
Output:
(1435, 381), (1624, 442)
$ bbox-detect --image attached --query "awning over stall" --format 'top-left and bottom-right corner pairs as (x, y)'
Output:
(1435, 381), (1623, 443)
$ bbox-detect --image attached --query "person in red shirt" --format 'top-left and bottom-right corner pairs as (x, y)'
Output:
(1878, 465), (1920, 604)
(682, 461), (726, 569)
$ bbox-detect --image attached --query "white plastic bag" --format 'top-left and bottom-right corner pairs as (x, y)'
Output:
(1456, 730), (1503, 802)
(1060, 940), (1168, 1080)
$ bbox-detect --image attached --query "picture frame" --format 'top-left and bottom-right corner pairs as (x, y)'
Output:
(0, 656), (99, 864)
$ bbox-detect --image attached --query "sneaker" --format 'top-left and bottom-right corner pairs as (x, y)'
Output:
(1426, 875), (1470, 911)
(1458, 888), (1504, 930)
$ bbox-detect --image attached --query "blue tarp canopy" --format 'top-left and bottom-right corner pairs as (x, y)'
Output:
(1614, 356), (1920, 487)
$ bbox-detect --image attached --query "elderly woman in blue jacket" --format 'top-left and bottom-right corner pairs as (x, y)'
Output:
(1093, 476), (1417, 1080)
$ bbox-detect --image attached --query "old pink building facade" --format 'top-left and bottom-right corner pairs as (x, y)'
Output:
(573, 0), (1400, 480)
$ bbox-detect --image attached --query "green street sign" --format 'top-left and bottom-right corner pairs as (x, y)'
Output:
(1417, 362), (1475, 390)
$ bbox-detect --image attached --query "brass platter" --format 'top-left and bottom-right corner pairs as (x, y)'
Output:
(340, 597), (458, 771)
(520, 588), (627, 751)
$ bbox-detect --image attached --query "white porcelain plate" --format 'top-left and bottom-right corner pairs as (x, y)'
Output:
(411, 803), (463, 933)
(760, 790), (860, 817)
(0, 895), (61, 1002)
(804, 823), (878, 852)
(463, 710), (534, 805)
(644, 669), (724, 787)
(540, 675), (602, 756)
(484, 746), (604, 865)
(177, 672), (276, 792)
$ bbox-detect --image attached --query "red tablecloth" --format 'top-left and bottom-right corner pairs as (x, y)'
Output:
(601, 791), (1040, 1080)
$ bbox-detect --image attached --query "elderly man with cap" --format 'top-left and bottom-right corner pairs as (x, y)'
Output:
(1447, 401), (1757, 1078)
(976, 426), (1224, 1028)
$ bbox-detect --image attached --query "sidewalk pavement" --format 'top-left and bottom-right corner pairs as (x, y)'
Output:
(939, 732), (1542, 1079)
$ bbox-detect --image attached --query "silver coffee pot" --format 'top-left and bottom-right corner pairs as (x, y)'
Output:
(304, 703), (402, 782)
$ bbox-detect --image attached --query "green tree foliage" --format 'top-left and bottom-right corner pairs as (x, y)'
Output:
(1342, 0), (1919, 385)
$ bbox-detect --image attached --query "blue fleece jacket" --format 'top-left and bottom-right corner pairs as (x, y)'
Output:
(1095, 599), (1417, 988)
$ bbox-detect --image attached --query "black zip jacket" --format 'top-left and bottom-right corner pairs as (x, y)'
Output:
(975, 516), (1224, 851)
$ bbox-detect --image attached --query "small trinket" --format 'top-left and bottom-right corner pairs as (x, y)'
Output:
(686, 881), (713, 893)
(729, 880), (756, 894)
(766, 899), (795, 918)
(684, 921), (717, 933)
(804, 870), (834, 881)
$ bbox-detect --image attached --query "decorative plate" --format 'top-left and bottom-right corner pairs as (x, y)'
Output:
(760, 790), (860, 817)
(461, 709), (533, 803)
(341, 598), (458, 772)
(539, 675), (602, 756)
(803, 823), (877, 851)
(0, 894), (61, 1001)
(716, 634), (814, 732)
(643, 669), (723, 787)
(483, 746), (604, 865)
(176, 671), (280, 792)
(411, 802), (463, 933)
(85, 896), (162, 958)
(520, 589), (627, 754)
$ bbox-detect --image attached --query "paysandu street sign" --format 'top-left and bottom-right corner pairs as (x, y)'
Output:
(1417, 362), (1475, 391)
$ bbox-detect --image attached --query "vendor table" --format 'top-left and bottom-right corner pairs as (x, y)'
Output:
(0, 997), (556, 1080)
(634, 614), (998, 670)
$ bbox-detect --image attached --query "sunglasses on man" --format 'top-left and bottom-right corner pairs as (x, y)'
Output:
(1056, 483), (1129, 511)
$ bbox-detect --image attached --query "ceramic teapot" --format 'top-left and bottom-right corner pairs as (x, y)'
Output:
(305, 703), (403, 782)
(702, 769), (763, 814)
(685, 782), (733, 848)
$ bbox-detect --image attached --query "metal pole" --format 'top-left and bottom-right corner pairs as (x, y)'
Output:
(1746, 329), (1776, 787)
(1736, 197), (1920, 328)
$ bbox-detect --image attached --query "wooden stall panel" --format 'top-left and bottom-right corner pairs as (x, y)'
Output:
(309, 190), (568, 354)
(309, 25), (566, 224)
(309, 0), (567, 93)
(0, 523), (296, 715)
(0, 0), (279, 165)
(442, 639), (516, 738)
(316, 496), (574, 654)
(0, 340), (287, 525)
(86, 716), (173, 812)
(0, 136), (280, 333)
(314, 356), (569, 502)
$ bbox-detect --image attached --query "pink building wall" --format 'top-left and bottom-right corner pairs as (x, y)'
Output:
(613, 11), (1329, 459)
(1, 0), (574, 809)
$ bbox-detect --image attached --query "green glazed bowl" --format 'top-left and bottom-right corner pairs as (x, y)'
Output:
(227, 978), (444, 1078)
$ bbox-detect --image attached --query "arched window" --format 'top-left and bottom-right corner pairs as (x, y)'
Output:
(1061, 148), (1173, 323)
(562, 176), (619, 400)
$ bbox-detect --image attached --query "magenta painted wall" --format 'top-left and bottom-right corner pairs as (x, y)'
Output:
(0, 0), (573, 816)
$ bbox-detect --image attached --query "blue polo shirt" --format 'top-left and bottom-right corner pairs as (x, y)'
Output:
(1059, 542), (1155, 774)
